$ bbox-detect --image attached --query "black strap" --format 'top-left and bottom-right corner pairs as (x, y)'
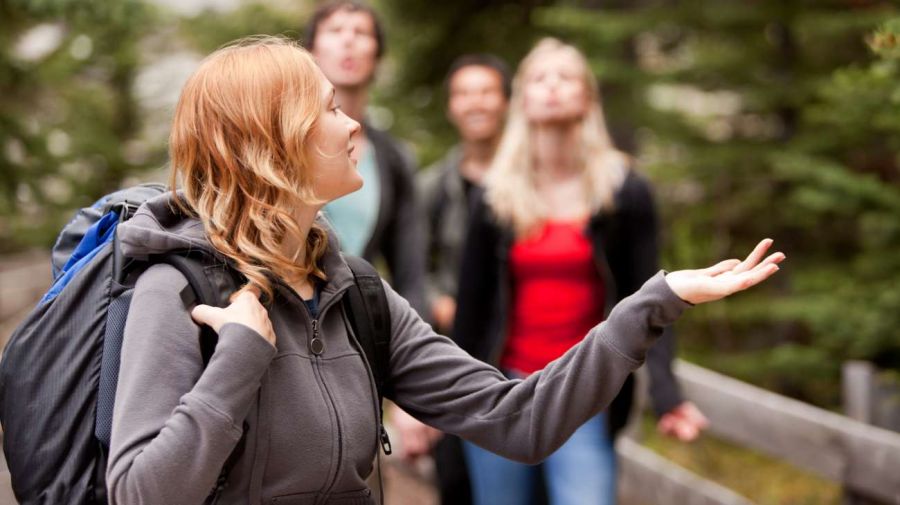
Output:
(342, 255), (392, 404)
(162, 252), (233, 365)
(155, 252), (245, 503)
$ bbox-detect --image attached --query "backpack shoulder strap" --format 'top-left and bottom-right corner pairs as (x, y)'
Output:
(342, 254), (393, 456)
(156, 252), (239, 365)
(153, 251), (245, 504)
(342, 255), (391, 401)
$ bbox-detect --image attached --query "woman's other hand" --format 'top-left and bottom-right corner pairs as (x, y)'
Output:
(191, 286), (277, 347)
(665, 239), (785, 305)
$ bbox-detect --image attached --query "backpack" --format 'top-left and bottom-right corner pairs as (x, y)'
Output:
(0, 184), (392, 505)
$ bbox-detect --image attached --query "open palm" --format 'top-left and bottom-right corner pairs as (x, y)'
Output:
(666, 239), (785, 305)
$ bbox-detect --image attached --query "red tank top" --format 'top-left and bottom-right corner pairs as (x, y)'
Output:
(500, 220), (606, 374)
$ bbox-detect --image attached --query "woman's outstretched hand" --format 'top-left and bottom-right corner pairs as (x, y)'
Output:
(665, 239), (785, 305)
(191, 286), (277, 347)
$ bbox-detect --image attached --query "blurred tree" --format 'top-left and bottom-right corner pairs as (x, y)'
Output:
(535, 0), (900, 406)
(176, 2), (309, 54)
(0, 0), (161, 251)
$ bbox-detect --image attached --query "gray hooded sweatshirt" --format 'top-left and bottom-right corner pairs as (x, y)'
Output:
(106, 193), (691, 505)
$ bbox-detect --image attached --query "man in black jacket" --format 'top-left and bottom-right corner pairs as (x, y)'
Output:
(305, 1), (426, 315)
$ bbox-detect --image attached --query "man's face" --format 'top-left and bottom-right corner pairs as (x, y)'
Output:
(311, 8), (379, 90)
(447, 65), (508, 143)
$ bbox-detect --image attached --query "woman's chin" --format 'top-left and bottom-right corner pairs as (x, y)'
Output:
(351, 174), (364, 191)
(343, 176), (364, 196)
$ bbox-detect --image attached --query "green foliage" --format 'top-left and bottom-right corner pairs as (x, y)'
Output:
(176, 3), (308, 54)
(536, 1), (900, 406)
(0, 0), (162, 251)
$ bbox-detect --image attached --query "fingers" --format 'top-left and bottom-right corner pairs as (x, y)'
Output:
(674, 419), (701, 442)
(680, 402), (710, 430)
(230, 284), (262, 303)
(657, 414), (676, 435)
(191, 304), (223, 331)
(733, 238), (773, 273)
(733, 262), (780, 293)
(658, 403), (708, 442)
(203, 285), (276, 346)
(703, 259), (741, 276)
(760, 251), (786, 267)
(726, 241), (785, 294)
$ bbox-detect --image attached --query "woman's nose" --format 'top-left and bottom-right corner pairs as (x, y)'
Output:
(348, 118), (362, 136)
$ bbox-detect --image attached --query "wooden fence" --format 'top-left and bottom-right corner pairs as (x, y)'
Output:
(619, 360), (900, 505)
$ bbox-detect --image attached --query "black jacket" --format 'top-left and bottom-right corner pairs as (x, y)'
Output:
(451, 170), (683, 436)
(363, 125), (427, 316)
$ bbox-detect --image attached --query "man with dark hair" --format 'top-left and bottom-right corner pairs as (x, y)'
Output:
(422, 54), (511, 333)
(304, 1), (426, 315)
(390, 54), (512, 505)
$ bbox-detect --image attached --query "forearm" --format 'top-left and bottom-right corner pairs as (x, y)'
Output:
(391, 272), (691, 464)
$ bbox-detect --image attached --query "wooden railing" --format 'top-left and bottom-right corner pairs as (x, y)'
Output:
(619, 360), (900, 505)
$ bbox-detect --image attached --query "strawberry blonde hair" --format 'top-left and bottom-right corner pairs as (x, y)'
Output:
(169, 36), (330, 300)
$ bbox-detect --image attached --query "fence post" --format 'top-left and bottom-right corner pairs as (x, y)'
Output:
(843, 361), (875, 424)
(841, 361), (880, 505)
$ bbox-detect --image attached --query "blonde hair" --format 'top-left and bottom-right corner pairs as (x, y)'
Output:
(485, 38), (629, 235)
(169, 36), (330, 301)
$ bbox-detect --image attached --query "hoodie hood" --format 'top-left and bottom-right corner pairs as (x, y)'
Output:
(117, 190), (356, 298)
(117, 191), (213, 259)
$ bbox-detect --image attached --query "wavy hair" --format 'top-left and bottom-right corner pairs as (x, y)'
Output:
(485, 38), (630, 236)
(169, 36), (330, 301)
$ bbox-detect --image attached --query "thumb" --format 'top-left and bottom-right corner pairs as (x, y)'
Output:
(191, 304), (222, 331)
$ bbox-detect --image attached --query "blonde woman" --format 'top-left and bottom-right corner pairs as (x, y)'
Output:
(106, 37), (782, 504)
(452, 39), (710, 504)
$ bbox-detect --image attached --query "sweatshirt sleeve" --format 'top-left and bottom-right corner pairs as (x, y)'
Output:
(106, 264), (276, 505)
(387, 270), (691, 464)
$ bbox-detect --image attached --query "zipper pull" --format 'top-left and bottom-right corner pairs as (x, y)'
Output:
(309, 319), (325, 355)
(379, 425), (393, 455)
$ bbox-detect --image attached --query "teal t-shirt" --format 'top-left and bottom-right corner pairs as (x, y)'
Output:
(323, 141), (380, 256)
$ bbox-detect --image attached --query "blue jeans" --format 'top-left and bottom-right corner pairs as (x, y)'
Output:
(463, 412), (616, 505)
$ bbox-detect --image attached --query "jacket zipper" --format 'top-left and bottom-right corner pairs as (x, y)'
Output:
(280, 283), (348, 505)
(307, 315), (345, 504)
